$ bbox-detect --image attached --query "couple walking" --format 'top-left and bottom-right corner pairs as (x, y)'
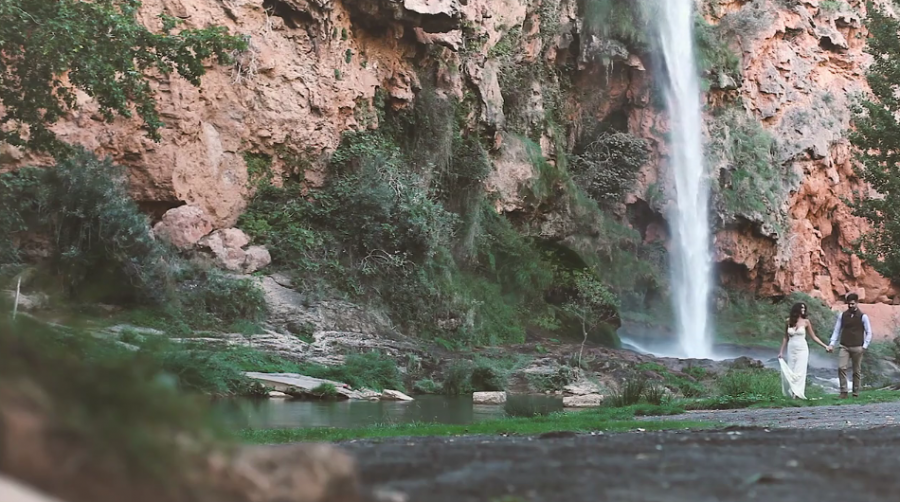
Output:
(778, 293), (873, 399)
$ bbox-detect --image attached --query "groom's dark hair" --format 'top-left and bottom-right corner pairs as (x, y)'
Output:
(846, 293), (859, 303)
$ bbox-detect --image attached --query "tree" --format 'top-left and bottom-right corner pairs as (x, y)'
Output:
(849, 1), (900, 279)
(0, 0), (247, 154)
(562, 270), (619, 367)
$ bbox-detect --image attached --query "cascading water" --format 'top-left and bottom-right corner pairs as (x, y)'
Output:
(656, 0), (714, 359)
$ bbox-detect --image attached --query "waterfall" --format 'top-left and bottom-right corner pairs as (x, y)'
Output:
(656, 0), (714, 359)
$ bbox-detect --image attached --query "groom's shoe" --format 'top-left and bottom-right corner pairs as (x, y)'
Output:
(839, 392), (848, 399)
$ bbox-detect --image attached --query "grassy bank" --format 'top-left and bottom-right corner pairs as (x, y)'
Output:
(686, 388), (900, 411)
(238, 368), (900, 444)
(239, 389), (900, 444)
(239, 404), (712, 443)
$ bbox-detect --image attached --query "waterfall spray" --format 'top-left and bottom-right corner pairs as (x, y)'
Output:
(656, 0), (714, 359)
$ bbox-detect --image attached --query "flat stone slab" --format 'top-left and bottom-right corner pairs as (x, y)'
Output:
(382, 389), (414, 401)
(244, 372), (378, 400)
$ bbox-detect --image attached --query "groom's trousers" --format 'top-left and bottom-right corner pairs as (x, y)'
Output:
(838, 345), (864, 393)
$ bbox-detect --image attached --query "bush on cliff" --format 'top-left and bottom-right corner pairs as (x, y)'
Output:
(0, 149), (170, 302)
(582, 0), (658, 49)
(571, 130), (650, 206)
(0, 148), (266, 329)
(239, 85), (586, 347)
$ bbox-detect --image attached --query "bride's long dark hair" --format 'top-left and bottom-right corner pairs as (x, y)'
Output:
(788, 302), (807, 328)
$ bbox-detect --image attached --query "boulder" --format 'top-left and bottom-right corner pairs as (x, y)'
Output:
(562, 394), (605, 408)
(3, 291), (48, 312)
(473, 391), (507, 405)
(563, 380), (603, 396)
(243, 246), (273, 273)
(198, 229), (271, 274)
(151, 205), (214, 249)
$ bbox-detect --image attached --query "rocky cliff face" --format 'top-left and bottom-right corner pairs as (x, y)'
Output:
(2, 0), (893, 306)
(703, 0), (896, 305)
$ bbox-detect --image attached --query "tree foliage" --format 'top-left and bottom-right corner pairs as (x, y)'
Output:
(562, 270), (619, 365)
(0, 149), (168, 299)
(849, 1), (900, 279)
(0, 149), (266, 325)
(0, 0), (247, 153)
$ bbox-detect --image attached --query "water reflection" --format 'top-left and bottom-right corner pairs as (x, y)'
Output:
(216, 394), (564, 429)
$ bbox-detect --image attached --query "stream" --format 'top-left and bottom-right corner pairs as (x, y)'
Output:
(216, 394), (565, 429)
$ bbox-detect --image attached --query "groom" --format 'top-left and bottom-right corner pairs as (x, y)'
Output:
(826, 293), (873, 398)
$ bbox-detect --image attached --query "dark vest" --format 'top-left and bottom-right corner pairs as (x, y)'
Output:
(841, 310), (866, 347)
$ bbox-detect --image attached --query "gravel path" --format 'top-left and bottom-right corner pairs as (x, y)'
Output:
(641, 400), (900, 429)
(345, 402), (900, 502)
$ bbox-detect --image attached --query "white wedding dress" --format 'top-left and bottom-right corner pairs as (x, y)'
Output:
(780, 325), (809, 399)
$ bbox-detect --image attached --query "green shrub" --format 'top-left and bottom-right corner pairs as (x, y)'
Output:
(607, 377), (678, 407)
(0, 149), (267, 331)
(715, 369), (782, 400)
(709, 106), (788, 231)
(243, 151), (273, 185)
(677, 382), (706, 398)
(583, 0), (658, 49)
(442, 361), (475, 395)
(819, 0), (847, 12)
(571, 132), (650, 205)
(473, 202), (554, 304)
(178, 269), (267, 327)
(240, 122), (559, 347)
(237, 79), (644, 349)
(149, 346), (258, 396)
(470, 364), (506, 391)
(608, 378), (648, 407)
(413, 378), (442, 394)
(310, 383), (339, 398)
(296, 352), (404, 391)
(211, 344), (301, 373)
(527, 366), (577, 393)
(0, 149), (170, 302)
(642, 383), (668, 405)
(695, 15), (742, 88)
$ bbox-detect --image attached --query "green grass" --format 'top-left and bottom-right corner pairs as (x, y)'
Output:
(238, 387), (900, 445)
(238, 404), (711, 443)
(688, 389), (900, 411)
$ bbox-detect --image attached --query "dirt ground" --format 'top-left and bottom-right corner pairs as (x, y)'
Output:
(344, 402), (900, 502)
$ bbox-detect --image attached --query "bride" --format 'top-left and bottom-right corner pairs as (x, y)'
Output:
(778, 302), (828, 399)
